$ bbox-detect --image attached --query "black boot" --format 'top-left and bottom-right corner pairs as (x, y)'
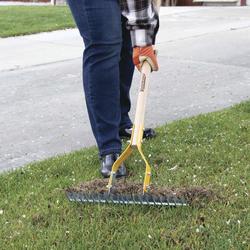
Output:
(119, 127), (156, 139)
(100, 153), (127, 178)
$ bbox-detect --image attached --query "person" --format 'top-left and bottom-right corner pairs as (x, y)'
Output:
(67, 0), (160, 178)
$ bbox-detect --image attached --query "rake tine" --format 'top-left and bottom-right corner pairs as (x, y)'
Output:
(77, 192), (81, 202)
(85, 193), (90, 203)
(82, 193), (87, 202)
(105, 193), (110, 204)
(121, 195), (126, 205)
(72, 192), (76, 202)
(90, 193), (94, 203)
(90, 193), (95, 203)
(121, 194), (126, 205)
(169, 197), (173, 206)
(81, 193), (85, 202)
(122, 195), (126, 205)
(153, 195), (158, 206)
(91, 193), (96, 203)
(88, 193), (93, 203)
(174, 198), (178, 206)
(160, 195), (164, 206)
(174, 197), (177, 207)
(76, 193), (80, 202)
(95, 193), (99, 203)
(99, 193), (105, 204)
(132, 195), (138, 205)
(129, 194), (134, 205)
(139, 195), (144, 205)
(129, 195), (133, 205)
(159, 196), (163, 205)
(150, 195), (154, 205)
(156, 196), (161, 206)
(145, 194), (150, 205)
(84, 193), (89, 202)
(119, 195), (123, 205)
(117, 194), (122, 204)
(113, 195), (117, 204)
(109, 194), (114, 204)
(123, 195), (128, 205)
(116, 195), (120, 205)
(67, 192), (72, 201)
(98, 193), (102, 203)
(114, 195), (119, 204)
(118, 194), (122, 204)
(123, 195), (127, 205)
(182, 198), (187, 206)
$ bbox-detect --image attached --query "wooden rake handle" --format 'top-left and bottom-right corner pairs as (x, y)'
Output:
(131, 61), (152, 146)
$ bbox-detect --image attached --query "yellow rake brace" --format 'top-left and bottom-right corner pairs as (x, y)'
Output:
(107, 61), (153, 194)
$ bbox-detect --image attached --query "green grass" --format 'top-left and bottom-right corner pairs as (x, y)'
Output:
(0, 6), (75, 37)
(0, 101), (249, 249)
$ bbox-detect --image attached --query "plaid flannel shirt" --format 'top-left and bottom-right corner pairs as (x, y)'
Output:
(120, 0), (159, 47)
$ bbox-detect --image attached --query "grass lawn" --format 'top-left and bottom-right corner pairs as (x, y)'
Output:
(0, 101), (249, 249)
(0, 6), (75, 38)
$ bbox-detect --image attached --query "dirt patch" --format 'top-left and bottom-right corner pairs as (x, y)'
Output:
(66, 179), (215, 206)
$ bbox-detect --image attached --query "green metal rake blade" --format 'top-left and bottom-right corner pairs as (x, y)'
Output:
(66, 191), (188, 206)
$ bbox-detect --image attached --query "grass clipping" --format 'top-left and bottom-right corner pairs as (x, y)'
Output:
(66, 179), (215, 206)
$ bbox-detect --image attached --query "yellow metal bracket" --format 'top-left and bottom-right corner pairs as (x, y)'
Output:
(107, 126), (152, 194)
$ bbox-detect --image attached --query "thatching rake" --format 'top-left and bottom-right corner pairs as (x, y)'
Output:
(66, 61), (187, 206)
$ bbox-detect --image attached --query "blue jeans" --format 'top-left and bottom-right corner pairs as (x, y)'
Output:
(67, 0), (134, 156)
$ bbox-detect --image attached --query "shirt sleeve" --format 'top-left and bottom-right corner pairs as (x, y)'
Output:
(120, 0), (160, 47)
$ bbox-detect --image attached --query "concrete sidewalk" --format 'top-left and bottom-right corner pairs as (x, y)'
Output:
(1, 7), (250, 172)
(0, 7), (205, 72)
(0, 29), (82, 72)
(1, 7), (250, 72)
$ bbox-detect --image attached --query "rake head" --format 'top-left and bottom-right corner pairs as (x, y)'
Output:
(66, 190), (188, 206)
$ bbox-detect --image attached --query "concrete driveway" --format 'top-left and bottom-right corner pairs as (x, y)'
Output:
(0, 7), (250, 172)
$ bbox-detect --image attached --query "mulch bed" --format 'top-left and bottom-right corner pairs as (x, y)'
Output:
(66, 179), (216, 206)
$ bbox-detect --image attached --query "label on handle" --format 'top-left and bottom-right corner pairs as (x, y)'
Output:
(140, 74), (146, 92)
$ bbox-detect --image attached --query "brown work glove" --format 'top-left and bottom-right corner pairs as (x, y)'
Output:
(133, 45), (159, 72)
